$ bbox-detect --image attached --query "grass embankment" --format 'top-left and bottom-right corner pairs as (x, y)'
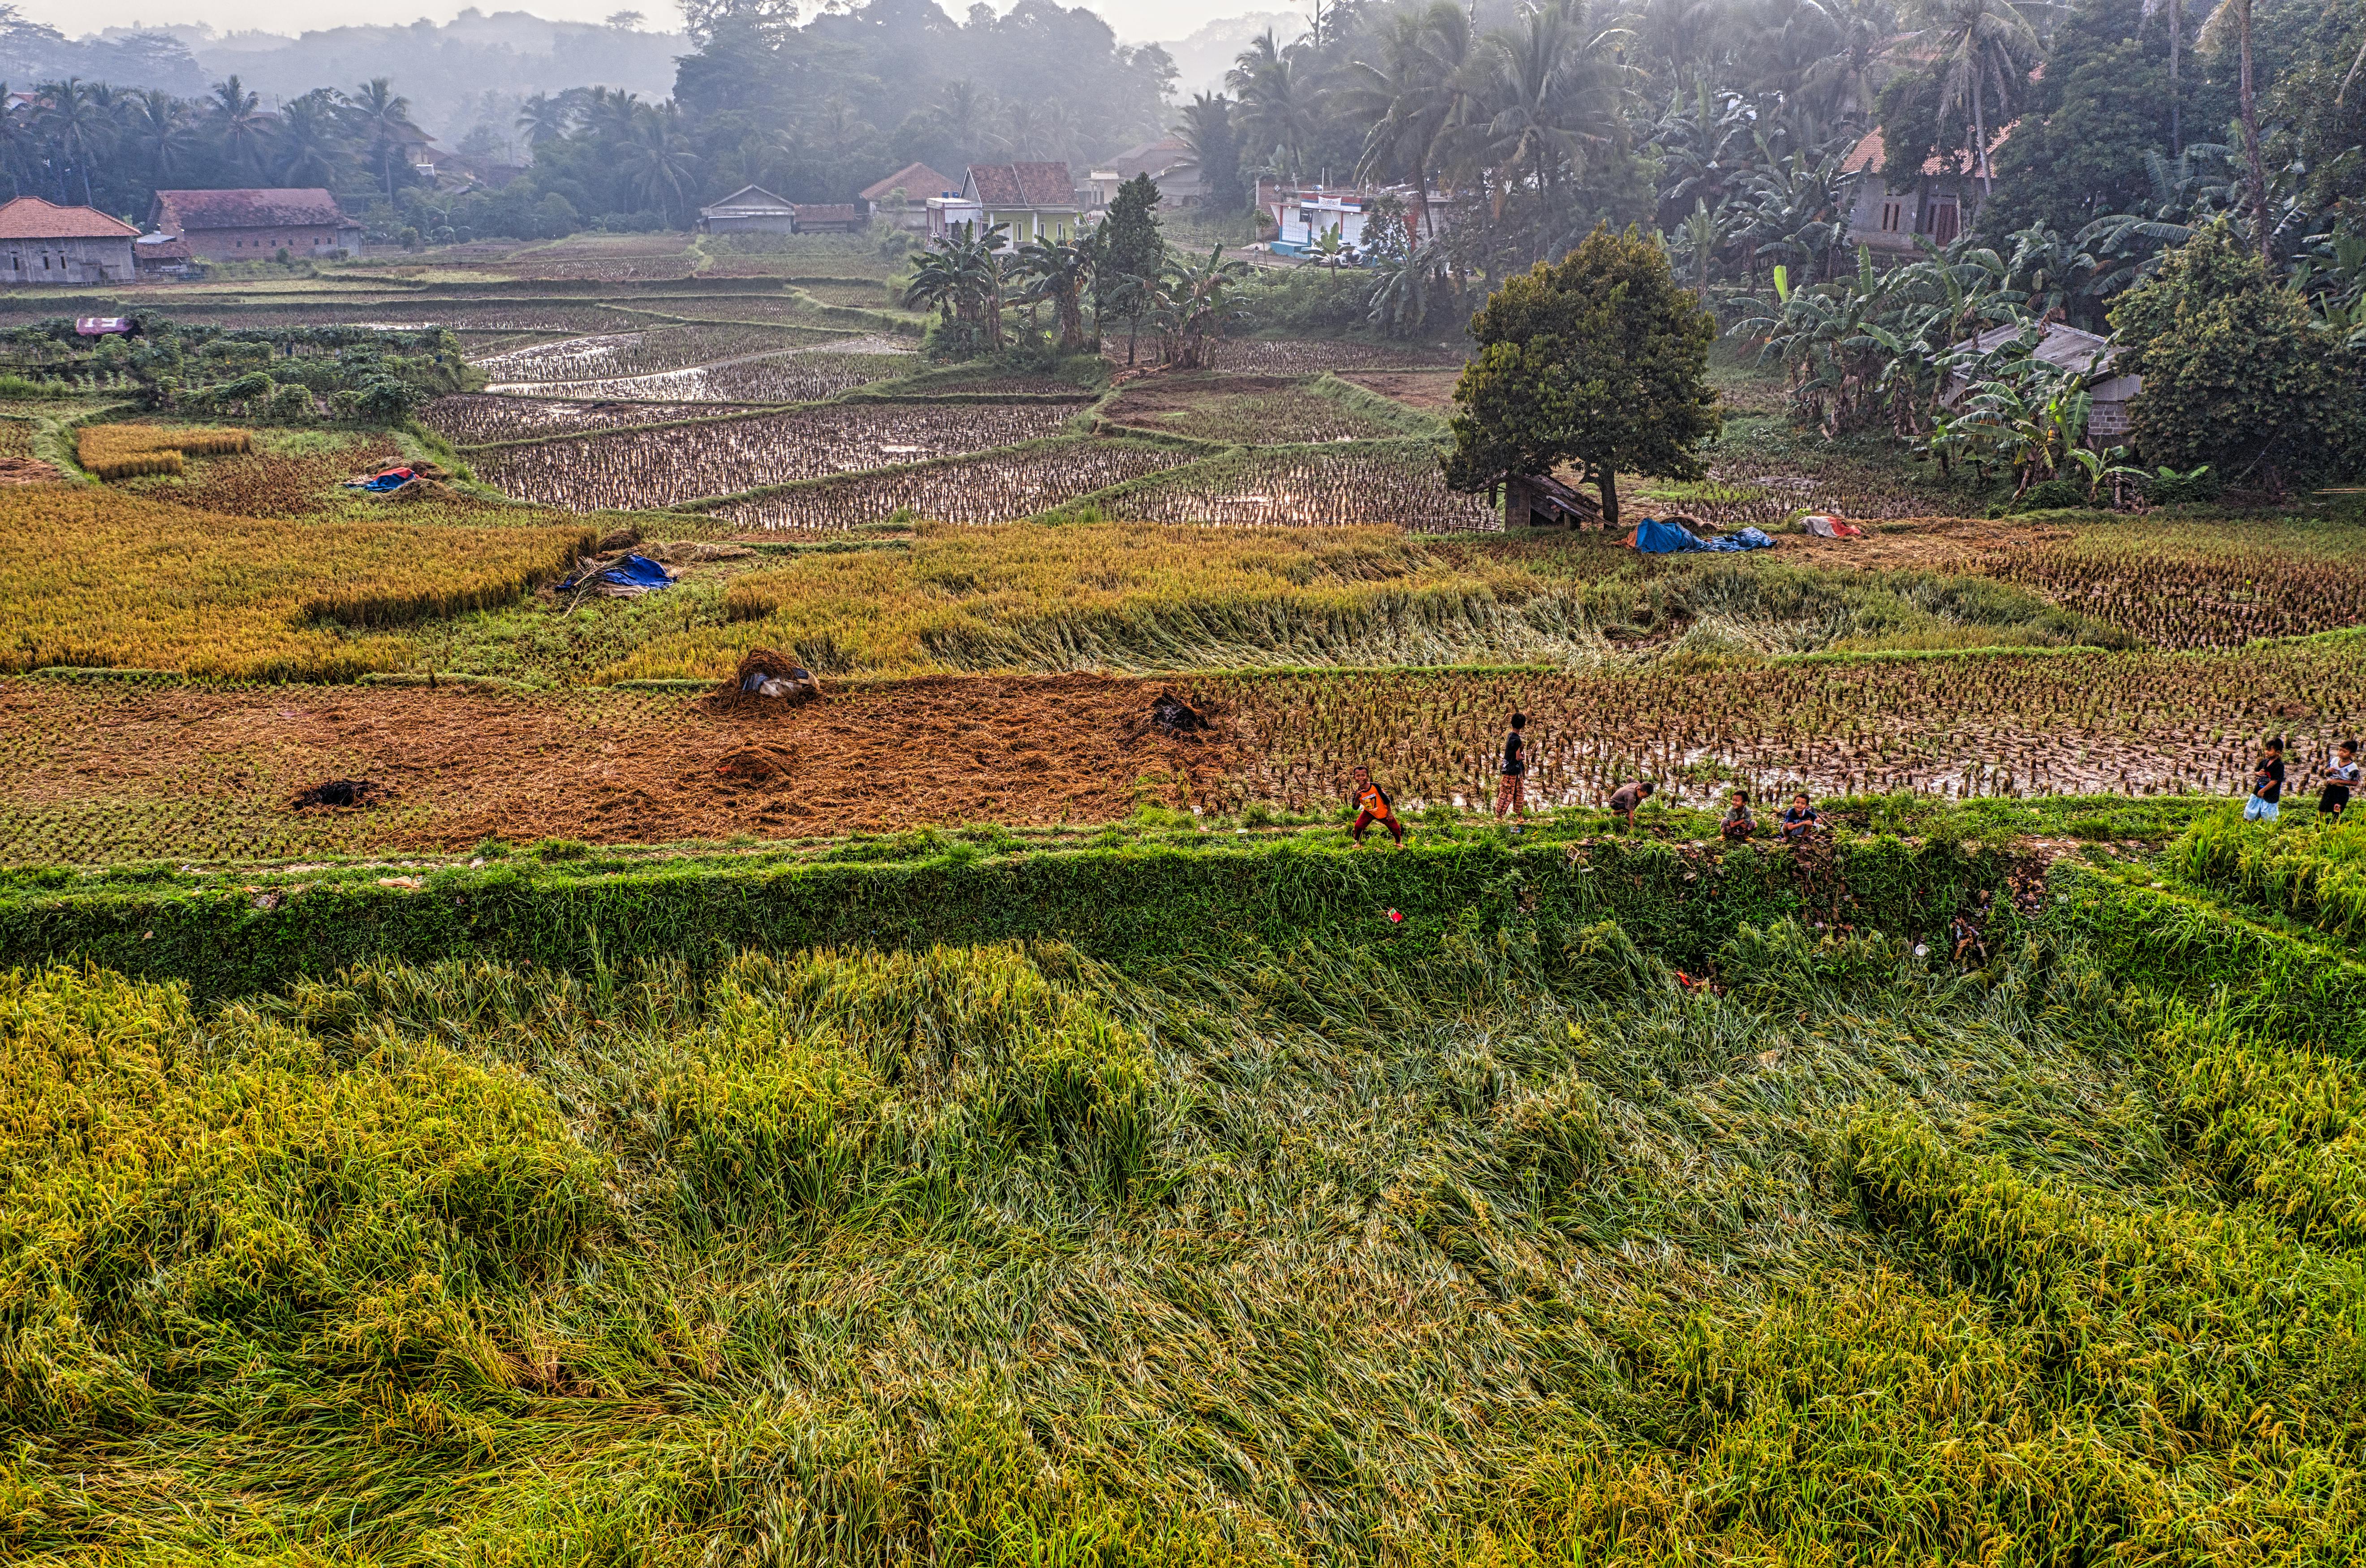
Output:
(0, 831), (2009, 999)
(0, 487), (594, 680)
(15, 846), (2366, 1559)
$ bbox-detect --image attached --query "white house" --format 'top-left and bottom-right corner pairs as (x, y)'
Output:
(697, 185), (798, 235)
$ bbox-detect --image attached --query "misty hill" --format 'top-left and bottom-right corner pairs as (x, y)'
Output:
(1151, 9), (1300, 97)
(102, 9), (686, 153)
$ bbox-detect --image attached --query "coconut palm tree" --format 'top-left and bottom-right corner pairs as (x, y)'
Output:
(928, 80), (993, 166)
(2198, 0), (2271, 261)
(275, 87), (351, 189)
(35, 78), (111, 207)
(1340, 1), (1479, 240)
(122, 88), (195, 185)
(344, 78), (419, 201)
(618, 103), (700, 227)
(516, 92), (573, 147)
(1902, 0), (2038, 194)
(208, 76), (271, 175)
(1229, 30), (1315, 180)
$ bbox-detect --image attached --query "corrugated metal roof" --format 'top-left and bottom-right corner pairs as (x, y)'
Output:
(702, 185), (796, 214)
(0, 197), (138, 240)
(152, 188), (349, 231)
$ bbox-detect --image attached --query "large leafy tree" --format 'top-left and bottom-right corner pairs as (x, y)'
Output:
(1444, 223), (1723, 524)
(2109, 222), (2363, 487)
(1092, 172), (1165, 365)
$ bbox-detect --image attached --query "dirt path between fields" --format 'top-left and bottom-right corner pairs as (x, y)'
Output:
(0, 673), (1236, 849)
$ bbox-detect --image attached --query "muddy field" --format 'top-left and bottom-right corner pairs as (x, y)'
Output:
(0, 674), (1236, 862)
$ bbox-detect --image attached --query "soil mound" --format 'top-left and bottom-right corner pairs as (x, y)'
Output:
(290, 778), (383, 809)
(715, 744), (796, 783)
(1126, 687), (1226, 744)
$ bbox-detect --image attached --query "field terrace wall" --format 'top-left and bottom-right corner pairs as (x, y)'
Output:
(0, 835), (2017, 1001)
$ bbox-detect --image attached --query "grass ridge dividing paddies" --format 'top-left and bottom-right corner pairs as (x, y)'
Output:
(76, 424), (253, 481)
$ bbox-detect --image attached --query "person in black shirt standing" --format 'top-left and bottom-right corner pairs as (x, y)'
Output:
(1495, 713), (1528, 821)
(2319, 740), (2358, 821)
(2245, 737), (2286, 823)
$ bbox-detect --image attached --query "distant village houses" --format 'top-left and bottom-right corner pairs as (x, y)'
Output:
(1089, 136), (1202, 210)
(697, 185), (796, 235)
(928, 163), (1079, 248)
(150, 189), (363, 261)
(860, 164), (956, 231)
(1841, 126), (2014, 257)
(0, 198), (138, 284)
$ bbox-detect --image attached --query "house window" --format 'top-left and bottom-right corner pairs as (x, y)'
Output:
(1879, 200), (1904, 233)
(1918, 194), (1960, 246)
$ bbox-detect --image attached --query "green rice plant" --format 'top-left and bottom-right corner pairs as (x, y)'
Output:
(1846, 1107), (2366, 1460)
(2154, 1004), (2366, 1245)
(2165, 814), (2366, 943)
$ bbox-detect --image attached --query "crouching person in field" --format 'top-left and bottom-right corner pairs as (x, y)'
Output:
(1349, 766), (1405, 848)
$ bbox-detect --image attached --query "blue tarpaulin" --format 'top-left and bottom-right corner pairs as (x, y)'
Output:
(562, 553), (675, 595)
(1701, 526), (1776, 552)
(1630, 517), (1704, 553)
(345, 467), (414, 492)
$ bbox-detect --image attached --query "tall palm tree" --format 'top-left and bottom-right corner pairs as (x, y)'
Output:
(929, 80), (992, 166)
(2199, 0), (2271, 260)
(274, 87), (350, 189)
(617, 103), (700, 227)
(516, 92), (573, 147)
(345, 77), (418, 201)
(1903, 0), (2038, 194)
(1795, 0), (1901, 130)
(35, 79), (111, 207)
(123, 89), (194, 184)
(1480, 0), (1620, 213)
(1229, 30), (1315, 179)
(1171, 92), (1241, 210)
(1341, 1), (1479, 238)
(208, 76), (270, 175)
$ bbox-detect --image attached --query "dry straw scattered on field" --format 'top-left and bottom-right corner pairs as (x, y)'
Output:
(0, 486), (592, 679)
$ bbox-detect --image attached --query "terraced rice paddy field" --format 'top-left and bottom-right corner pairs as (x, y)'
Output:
(9, 260), (2366, 1564)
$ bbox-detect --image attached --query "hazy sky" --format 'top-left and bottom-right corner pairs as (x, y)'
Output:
(21, 0), (1257, 46)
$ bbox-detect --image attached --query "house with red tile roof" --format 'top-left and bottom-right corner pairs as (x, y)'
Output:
(860, 163), (957, 229)
(1840, 125), (2014, 257)
(928, 162), (1080, 248)
(148, 189), (363, 262)
(0, 198), (138, 284)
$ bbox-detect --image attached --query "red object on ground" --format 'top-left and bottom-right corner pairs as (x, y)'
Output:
(1386, 909), (1404, 923)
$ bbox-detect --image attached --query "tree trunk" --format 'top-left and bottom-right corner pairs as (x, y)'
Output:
(2237, 0), (2270, 262)
(2169, 0), (2183, 155)
(1595, 466), (1619, 527)
(1973, 78), (1990, 194)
